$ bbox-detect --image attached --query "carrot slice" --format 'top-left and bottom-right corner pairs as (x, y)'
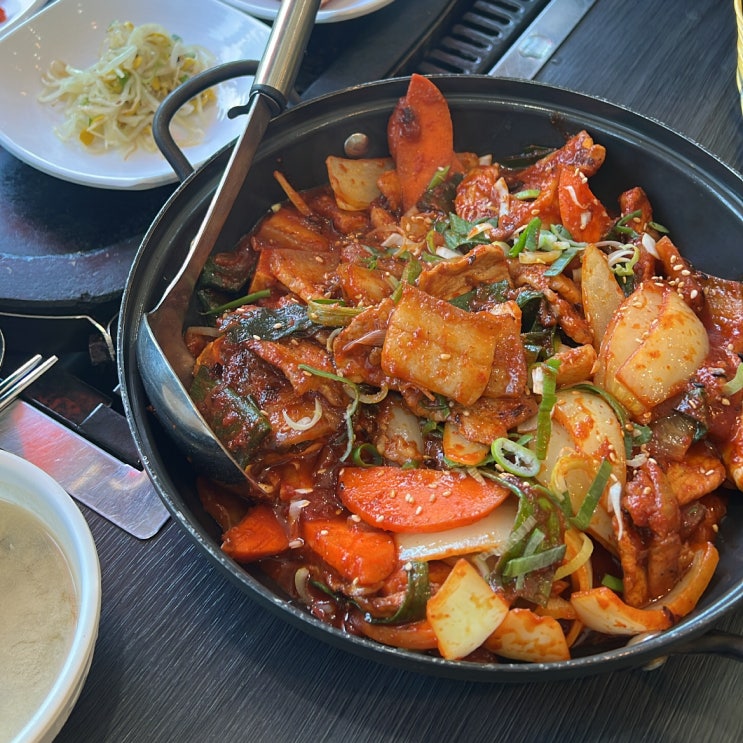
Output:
(221, 504), (290, 562)
(557, 166), (613, 242)
(387, 74), (462, 211)
(302, 517), (397, 585)
(338, 466), (511, 533)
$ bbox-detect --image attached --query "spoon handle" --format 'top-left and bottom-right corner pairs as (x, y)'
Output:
(251, 0), (322, 114)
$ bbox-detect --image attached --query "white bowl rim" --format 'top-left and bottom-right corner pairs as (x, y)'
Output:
(0, 449), (101, 743)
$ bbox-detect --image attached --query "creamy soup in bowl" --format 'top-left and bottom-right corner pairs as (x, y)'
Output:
(0, 450), (100, 743)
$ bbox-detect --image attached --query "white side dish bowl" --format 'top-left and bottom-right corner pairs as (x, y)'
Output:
(0, 449), (101, 743)
(222, 0), (395, 24)
(0, 0), (46, 41)
(0, 0), (271, 189)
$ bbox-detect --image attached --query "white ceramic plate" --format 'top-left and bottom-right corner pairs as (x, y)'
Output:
(0, 0), (46, 40)
(223, 0), (395, 24)
(0, 0), (271, 190)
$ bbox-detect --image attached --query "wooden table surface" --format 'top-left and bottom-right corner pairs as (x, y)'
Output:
(49, 1), (743, 741)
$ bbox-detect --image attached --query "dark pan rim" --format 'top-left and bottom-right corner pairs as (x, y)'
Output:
(118, 76), (743, 682)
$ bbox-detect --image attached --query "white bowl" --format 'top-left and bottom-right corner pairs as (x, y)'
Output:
(0, 450), (101, 743)
(0, 0), (270, 189)
(222, 0), (395, 24)
(0, 0), (46, 41)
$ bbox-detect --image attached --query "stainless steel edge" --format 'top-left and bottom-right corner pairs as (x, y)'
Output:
(0, 399), (169, 539)
(489, 0), (598, 80)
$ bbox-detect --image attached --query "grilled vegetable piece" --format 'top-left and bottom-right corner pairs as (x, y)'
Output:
(326, 155), (394, 211)
(427, 558), (510, 660)
(222, 504), (290, 562)
(594, 281), (710, 419)
(484, 608), (571, 663)
(387, 73), (463, 211)
(580, 242), (625, 349)
(338, 466), (511, 533)
(301, 516), (397, 585)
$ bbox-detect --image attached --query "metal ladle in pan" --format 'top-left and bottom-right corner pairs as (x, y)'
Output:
(136, 0), (321, 484)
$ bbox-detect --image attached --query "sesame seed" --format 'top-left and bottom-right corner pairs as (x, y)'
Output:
(405, 493), (415, 503)
(415, 505), (423, 515)
(315, 256), (325, 263)
(389, 489), (397, 498)
(376, 514), (385, 522)
(320, 529), (329, 536)
(273, 323), (284, 330)
(442, 489), (452, 497)
(429, 494), (437, 503)
(350, 514), (361, 522)
(690, 289), (699, 300)
(439, 353), (452, 361)
(288, 539), (304, 549)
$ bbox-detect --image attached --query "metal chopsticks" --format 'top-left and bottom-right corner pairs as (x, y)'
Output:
(0, 354), (58, 414)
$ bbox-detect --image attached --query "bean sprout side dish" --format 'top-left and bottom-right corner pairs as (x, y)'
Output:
(184, 75), (743, 663)
(39, 21), (216, 156)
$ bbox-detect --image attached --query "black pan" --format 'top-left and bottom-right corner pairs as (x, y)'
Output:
(118, 75), (743, 681)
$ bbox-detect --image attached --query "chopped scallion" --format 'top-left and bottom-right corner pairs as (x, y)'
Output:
(570, 458), (612, 531)
(501, 544), (566, 578)
(534, 357), (560, 460)
(722, 363), (743, 396)
(601, 574), (624, 592)
(491, 437), (540, 478)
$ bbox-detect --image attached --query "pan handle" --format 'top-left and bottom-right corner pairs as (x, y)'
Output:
(673, 630), (743, 661)
(152, 60), (260, 182)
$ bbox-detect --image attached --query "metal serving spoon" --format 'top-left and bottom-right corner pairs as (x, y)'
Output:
(136, 0), (321, 484)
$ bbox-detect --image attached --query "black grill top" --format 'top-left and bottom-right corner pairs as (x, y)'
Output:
(299, 0), (550, 99)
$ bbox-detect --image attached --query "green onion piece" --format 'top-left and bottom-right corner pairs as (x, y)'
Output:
(366, 561), (430, 624)
(501, 544), (566, 578)
(202, 289), (271, 315)
(612, 246), (640, 277)
(508, 217), (541, 257)
(616, 209), (642, 227)
(601, 574), (624, 592)
(570, 458), (612, 531)
(307, 298), (365, 327)
(544, 246), (582, 277)
(513, 189), (540, 200)
(648, 220), (669, 234)
(401, 255), (422, 285)
(722, 364), (743, 396)
(298, 364), (352, 386)
(427, 166), (450, 190)
(491, 437), (540, 478)
(549, 223), (575, 242)
(513, 527), (545, 590)
(534, 358), (560, 460)
(352, 443), (383, 467)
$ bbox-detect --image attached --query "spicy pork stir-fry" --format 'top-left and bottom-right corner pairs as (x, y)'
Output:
(186, 75), (743, 663)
